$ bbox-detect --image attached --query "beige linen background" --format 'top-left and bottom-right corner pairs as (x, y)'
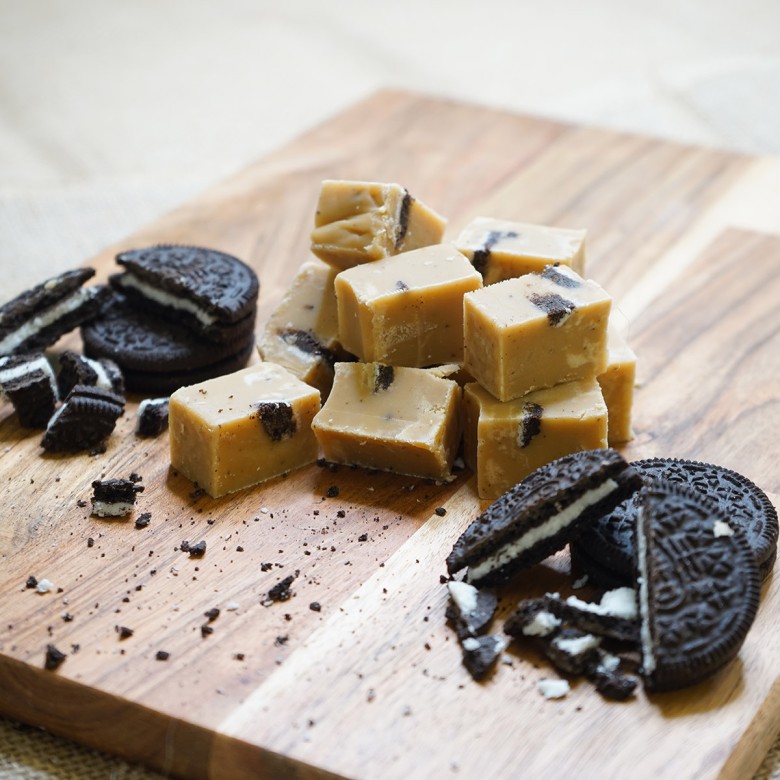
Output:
(1, 0), (779, 777)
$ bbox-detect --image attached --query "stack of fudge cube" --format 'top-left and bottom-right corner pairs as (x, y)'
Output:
(169, 180), (636, 499)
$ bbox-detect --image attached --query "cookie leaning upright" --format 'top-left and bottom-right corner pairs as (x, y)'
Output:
(0, 268), (106, 356)
(110, 245), (259, 343)
(635, 480), (761, 692)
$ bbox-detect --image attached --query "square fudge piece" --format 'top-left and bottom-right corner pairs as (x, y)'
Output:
(310, 180), (447, 270)
(312, 362), (461, 481)
(455, 217), (587, 285)
(597, 319), (637, 444)
(463, 265), (611, 401)
(169, 363), (320, 498)
(335, 243), (482, 367)
(463, 378), (608, 499)
(258, 258), (348, 398)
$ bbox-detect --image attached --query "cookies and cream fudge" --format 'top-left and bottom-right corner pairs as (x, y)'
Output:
(310, 180), (446, 270)
(258, 258), (347, 398)
(463, 265), (611, 402)
(312, 362), (461, 480)
(455, 217), (586, 285)
(169, 362), (320, 498)
(597, 320), (636, 444)
(335, 243), (482, 367)
(463, 378), (608, 499)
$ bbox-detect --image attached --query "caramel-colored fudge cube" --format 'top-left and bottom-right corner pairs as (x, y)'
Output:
(312, 362), (461, 480)
(258, 258), (347, 398)
(597, 320), (637, 444)
(335, 243), (482, 367)
(310, 180), (447, 270)
(169, 363), (320, 498)
(463, 265), (611, 402)
(463, 378), (608, 499)
(455, 217), (586, 285)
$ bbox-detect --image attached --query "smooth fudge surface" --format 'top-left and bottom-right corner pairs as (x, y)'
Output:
(463, 378), (608, 499)
(335, 242), (482, 367)
(455, 216), (587, 285)
(169, 363), (320, 498)
(310, 180), (446, 270)
(463, 265), (611, 402)
(312, 362), (462, 480)
(258, 258), (346, 397)
(597, 319), (636, 444)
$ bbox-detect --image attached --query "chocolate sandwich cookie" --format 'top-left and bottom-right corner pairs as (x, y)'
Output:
(635, 480), (761, 692)
(110, 245), (259, 343)
(41, 385), (125, 453)
(57, 350), (125, 398)
(91, 478), (144, 517)
(446, 580), (498, 641)
(81, 293), (254, 394)
(573, 458), (778, 584)
(446, 449), (643, 587)
(0, 354), (58, 428)
(0, 268), (107, 356)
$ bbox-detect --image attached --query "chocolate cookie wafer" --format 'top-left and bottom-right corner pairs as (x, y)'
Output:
(446, 449), (643, 586)
(635, 480), (761, 692)
(0, 268), (106, 356)
(41, 385), (125, 453)
(573, 458), (778, 584)
(110, 245), (259, 343)
(81, 293), (254, 394)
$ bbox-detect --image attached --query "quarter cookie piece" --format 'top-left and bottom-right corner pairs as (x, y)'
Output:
(91, 478), (145, 518)
(446, 449), (642, 587)
(57, 350), (125, 399)
(0, 354), (58, 428)
(111, 245), (259, 343)
(0, 268), (106, 356)
(310, 180), (447, 270)
(454, 216), (586, 285)
(41, 385), (125, 453)
(635, 480), (761, 692)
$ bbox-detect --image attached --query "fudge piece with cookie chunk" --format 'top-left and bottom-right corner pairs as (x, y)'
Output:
(463, 377), (608, 499)
(169, 363), (320, 498)
(335, 243), (482, 367)
(454, 217), (586, 285)
(312, 362), (461, 481)
(310, 180), (446, 270)
(463, 265), (611, 402)
(258, 258), (349, 398)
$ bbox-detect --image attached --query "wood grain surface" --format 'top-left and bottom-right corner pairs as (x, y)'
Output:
(1, 89), (779, 780)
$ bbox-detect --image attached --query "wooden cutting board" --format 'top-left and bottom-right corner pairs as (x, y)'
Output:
(1, 90), (780, 780)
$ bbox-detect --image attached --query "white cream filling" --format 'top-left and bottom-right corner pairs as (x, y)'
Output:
(522, 610), (561, 637)
(596, 650), (621, 674)
(537, 678), (570, 699)
(713, 519), (734, 537)
(45, 402), (67, 431)
(448, 580), (479, 618)
(467, 478), (619, 581)
(83, 357), (113, 391)
(117, 273), (217, 326)
(137, 397), (168, 418)
(565, 586), (637, 621)
(636, 504), (655, 675)
(552, 633), (601, 656)
(0, 287), (96, 354)
(0, 356), (58, 400)
(91, 500), (134, 517)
